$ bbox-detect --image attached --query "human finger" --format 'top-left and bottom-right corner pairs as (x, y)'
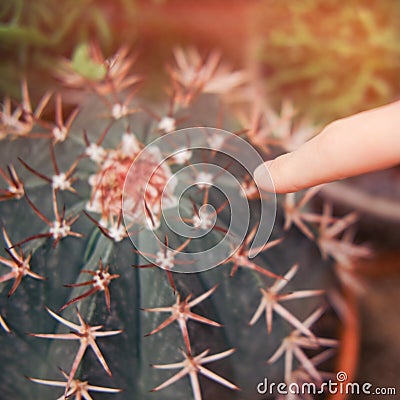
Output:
(254, 101), (400, 193)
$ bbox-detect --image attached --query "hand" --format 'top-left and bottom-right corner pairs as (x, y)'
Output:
(254, 101), (400, 193)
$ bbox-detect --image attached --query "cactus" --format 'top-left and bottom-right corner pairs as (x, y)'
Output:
(0, 44), (370, 400)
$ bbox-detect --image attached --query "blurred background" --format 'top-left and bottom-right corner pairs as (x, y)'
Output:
(1, 0), (399, 398)
(2, 0), (400, 121)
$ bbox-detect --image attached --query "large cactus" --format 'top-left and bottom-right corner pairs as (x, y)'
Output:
(0, 44), (369, 400)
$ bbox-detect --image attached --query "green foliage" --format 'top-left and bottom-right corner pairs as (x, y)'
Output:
(0, 0), (137, 96)
(256, 0), (400, 121)
(71, 43), (107, 81)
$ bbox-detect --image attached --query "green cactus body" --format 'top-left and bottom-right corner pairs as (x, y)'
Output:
(0, 45), (367, 400)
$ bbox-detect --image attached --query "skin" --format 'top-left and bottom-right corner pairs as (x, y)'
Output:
(254, 100), (400, 193)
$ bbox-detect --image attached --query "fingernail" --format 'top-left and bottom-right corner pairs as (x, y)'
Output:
(254, 161), (275, 192)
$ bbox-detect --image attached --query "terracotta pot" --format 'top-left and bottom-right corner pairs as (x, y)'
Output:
(328, 290), (360, 400)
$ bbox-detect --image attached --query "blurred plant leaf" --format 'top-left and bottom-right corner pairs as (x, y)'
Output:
(71, 43), (107, 81)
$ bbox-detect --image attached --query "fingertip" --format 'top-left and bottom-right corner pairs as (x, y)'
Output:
(255, 153), (303, 194)
(254, 161), (275, 192)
